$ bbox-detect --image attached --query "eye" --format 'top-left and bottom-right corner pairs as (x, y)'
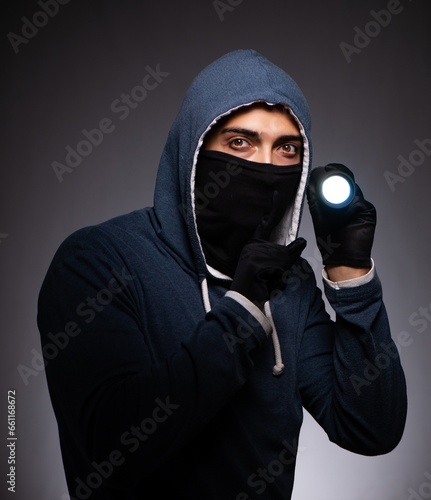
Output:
(279, 143), (299, 156)
(229, 138), (251, 149)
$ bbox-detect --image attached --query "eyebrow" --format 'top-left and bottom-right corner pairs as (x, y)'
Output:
(220, 127), (260, 140)
(220, 127), (303, 144)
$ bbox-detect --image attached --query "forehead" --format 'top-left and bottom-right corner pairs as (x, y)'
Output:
(210, 102), (300, 135)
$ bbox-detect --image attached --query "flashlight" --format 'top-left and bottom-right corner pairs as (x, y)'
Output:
(319, 170), (355, 208)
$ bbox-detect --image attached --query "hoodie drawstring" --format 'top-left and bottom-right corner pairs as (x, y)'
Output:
(200, 278), (212, 314)
(200, 278), (284, 376)
(264, 302), (284, 376)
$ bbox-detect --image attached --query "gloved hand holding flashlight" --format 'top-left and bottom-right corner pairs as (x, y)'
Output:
(306, 163), (376, 273)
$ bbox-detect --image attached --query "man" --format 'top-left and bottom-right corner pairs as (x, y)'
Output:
(37, 49), (407, 499)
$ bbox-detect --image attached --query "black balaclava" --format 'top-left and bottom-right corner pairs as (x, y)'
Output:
(195, 150), (302, 278)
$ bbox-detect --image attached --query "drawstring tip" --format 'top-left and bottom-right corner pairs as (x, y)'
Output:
(272, 364), (284, 376)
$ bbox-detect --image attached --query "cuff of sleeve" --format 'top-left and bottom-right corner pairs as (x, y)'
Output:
(322, 259), (375, 289)
(224, 291), (273, 336)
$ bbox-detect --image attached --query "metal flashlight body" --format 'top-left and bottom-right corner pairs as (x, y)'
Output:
(318, 169), (356, 208)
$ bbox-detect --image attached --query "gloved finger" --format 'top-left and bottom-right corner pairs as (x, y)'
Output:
(306, 167), (325, 204)
(253, 190), (285, 241)
(323, 163), (355, 181)
(286, 237), (307, 257)
(261, 237), (306, 265)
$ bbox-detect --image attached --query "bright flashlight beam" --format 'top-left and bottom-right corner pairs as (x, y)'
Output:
(321, 175), (353, 206)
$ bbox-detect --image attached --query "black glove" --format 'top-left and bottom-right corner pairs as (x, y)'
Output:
(306, 163), (376, 268)
(231, 192), (307, 309)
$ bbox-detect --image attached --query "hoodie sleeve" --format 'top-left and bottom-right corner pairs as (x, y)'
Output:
(37, 227), (270, 490)
(297, 270), (407, 456)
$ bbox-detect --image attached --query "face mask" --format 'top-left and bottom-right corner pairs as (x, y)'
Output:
(195, 150), (302, 277)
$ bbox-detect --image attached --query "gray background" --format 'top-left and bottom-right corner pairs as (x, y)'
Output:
(2, 0), (430, 498)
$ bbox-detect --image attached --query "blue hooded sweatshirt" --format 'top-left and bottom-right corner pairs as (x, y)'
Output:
(37, 50), (407, 500)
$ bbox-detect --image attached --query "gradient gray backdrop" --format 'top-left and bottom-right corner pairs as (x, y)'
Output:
(2, 1), (431, 498)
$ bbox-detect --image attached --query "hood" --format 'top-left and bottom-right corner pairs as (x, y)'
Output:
(153, 49), (312, 281)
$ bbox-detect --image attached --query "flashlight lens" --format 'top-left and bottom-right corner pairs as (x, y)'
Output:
(321, 175), (352, 205)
